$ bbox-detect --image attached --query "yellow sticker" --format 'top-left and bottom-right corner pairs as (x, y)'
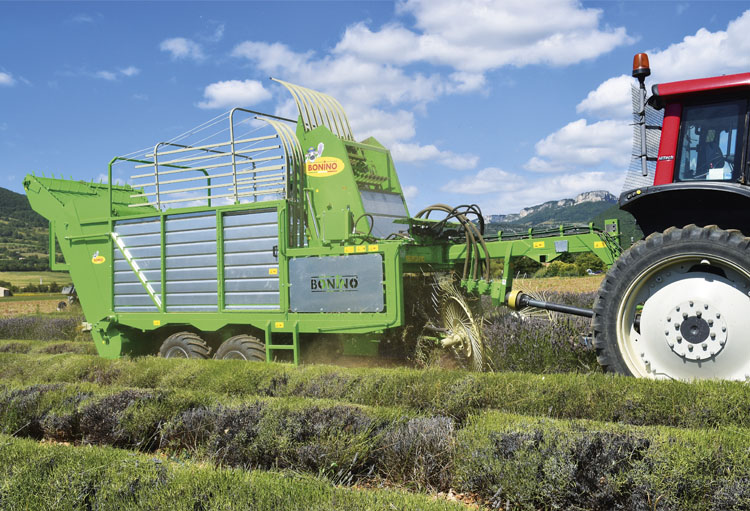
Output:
(594, 241), (606, 249)
(153, 320), (161, 326)
(344, 246), (355, 254)
(356, 246), (366, 253)
(533, 241), (545, 249)
(91, 251), (106, 264)
(368, 244), (379, 252)
(275, 321), (284, 329)
(269, 268), (278, 275)
(405, 255), (426, 263)
(305, 157), (346, 177)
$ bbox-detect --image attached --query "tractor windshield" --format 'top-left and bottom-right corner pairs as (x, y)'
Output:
(676, 99), (746, 182)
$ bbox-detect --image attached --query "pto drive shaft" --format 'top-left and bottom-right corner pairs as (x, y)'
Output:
(506, 290), (594, 318)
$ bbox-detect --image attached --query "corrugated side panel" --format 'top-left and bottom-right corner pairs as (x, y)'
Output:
(113, 216), (161, 313)
(223, 209), (280, 310)
(360, 190), (408, 239)
(165, 211), (218, 312)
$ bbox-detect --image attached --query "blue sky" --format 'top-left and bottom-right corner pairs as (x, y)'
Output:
(2, 0), (750, 214)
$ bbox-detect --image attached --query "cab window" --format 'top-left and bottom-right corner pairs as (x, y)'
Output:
(675, 99), (746, 182)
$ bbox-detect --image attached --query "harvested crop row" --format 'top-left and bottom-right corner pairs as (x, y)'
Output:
(2, 381), (750, 510)
(1, 352), (749, 428)
(455, 412), (750, 510)
(0, 382), (449, 491)
(0, 339), (95, 355)
(0, 434), (471, 511)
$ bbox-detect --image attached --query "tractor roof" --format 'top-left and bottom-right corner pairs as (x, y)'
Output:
(652, 72), (750, 99)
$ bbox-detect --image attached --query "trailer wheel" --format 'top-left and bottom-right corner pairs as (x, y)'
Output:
(159, 331), (211, 359)
(593, 225), (750, 380)
(214, 335), (266, 361)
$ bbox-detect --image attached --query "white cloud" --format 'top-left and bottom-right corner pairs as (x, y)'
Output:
(160, 37), (205, 61)
(229, 1), (632, 178)
(120, 66), (140, 77)
(391, 142), (478, 170)
(70, 13), (94, 23)
(0, 72), (15, 86)
(525, 119), (631, 172)
(93, 67), (139, 81)
(95, 70), (117, 81)
(443, 168), (624, 214)
(648, 10), (750, 83)
(197, 80), (271, 109)
(402, 185), (418, 201)
(336, 0), (632, 73)
(442, 167), (525, 194)
(576, 75), (632, 119)
(578, 10), (750, 121)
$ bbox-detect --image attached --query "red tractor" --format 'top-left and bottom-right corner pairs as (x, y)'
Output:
(593, 53), (750, 380)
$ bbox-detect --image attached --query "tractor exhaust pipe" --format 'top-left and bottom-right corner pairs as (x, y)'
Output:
(506, 290), (594, 318)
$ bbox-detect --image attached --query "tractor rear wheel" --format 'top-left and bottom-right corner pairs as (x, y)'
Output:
(214, 334), (266, 361)
(159, 331), (211, 359)
(593, 225), (750, 380)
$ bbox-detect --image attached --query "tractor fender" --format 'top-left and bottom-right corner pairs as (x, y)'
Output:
(619, 182), (750, 236)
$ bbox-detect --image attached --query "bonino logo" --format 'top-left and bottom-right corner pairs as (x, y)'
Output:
(306, 157), (345, 177)
(310, 274), (359, 292)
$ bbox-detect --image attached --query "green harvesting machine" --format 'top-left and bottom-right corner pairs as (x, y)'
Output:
(24, 80), (620, 368)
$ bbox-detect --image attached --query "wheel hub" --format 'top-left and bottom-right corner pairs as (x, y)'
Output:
(663, 300), (727, 361)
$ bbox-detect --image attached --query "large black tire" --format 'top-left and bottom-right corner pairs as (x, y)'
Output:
(593, 224), (750, 380)
(159, 331), (211, 359)
(214, 334), (266, 361)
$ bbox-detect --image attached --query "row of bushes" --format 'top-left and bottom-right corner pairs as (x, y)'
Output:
(0, 434), (469, 511)
(0, 316), (84, 341)
(2, 382), (749, 509)
(0, 339), (95, 355)
(1, 353), (749, 429)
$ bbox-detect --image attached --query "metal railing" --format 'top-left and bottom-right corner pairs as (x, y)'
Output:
(119, 108), (302, 210)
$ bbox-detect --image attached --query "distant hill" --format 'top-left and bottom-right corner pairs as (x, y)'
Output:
(484, 190), (642, 248)
(0, 187), (50, 271)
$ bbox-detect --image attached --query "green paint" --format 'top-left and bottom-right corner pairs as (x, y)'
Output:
(24, 91), (621, 364)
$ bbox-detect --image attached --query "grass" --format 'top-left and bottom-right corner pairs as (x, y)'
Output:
(0, 270), (71, 287)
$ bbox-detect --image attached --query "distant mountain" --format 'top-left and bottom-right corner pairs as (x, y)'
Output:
(485, 191), (617, 225)
(483, 190), (642, 248)
(0, 187), (50, 271)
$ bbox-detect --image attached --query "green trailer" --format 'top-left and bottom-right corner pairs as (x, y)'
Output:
(24, 80), (619, 368)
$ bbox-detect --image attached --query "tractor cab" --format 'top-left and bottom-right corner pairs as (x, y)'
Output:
(620, 54), (750, 236)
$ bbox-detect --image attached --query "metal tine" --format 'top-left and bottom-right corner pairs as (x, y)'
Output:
(273, 79), (315, 132)
(140, 157), (284, 178)
(131, 180), (239, 198)
(134, 143), (280, 170)
(129, 188), (284, 208)
(318, 91), (353, 140)
(135, 148), (281, 171)
(148, 134), (277, 158)
(295, 86), (326, 133)
(131, 153), (282, 179)
(308, 89), (343, 138)
(134, 164), (286, 189)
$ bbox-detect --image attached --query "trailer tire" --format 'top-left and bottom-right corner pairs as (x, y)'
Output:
(593, 224), (750, 380)
(159, 331), (211, 359)
(214, 334), (266, 361)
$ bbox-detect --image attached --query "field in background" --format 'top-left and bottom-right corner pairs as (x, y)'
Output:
(515, 274), (604, 293)
(0, 270), (71, 287)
